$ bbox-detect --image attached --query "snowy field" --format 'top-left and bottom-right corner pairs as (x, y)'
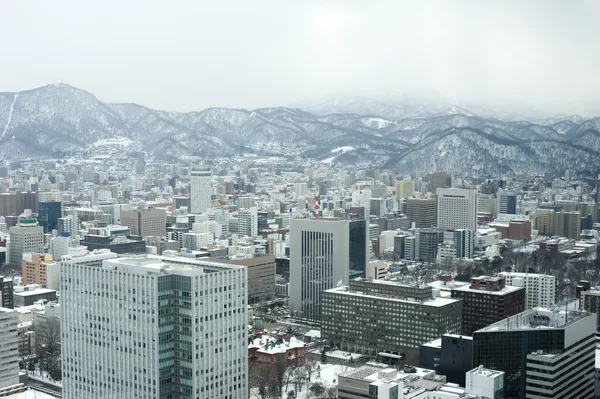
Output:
(4, 390), (56, 399)
(250, 362), (354, 399)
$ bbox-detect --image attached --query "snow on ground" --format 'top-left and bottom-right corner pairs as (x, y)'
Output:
(28, 371), (62, 387)
(360, 117), (393, 129)
(308, 349), (364, 362)
(320, 156), (335, 164)
(330, 146), (355, 154)
(4, 389), (56, 399)
(93, 138), (134, 147)
(250, 362), (354, 399)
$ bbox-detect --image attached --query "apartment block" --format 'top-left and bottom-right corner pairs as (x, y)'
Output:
(498, 272), (556, 309)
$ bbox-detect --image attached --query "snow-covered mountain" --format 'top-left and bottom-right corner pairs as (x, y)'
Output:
(1, 83), (600, 176)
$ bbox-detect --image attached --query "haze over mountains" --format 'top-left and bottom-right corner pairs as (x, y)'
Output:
(1, 83), (600, 176)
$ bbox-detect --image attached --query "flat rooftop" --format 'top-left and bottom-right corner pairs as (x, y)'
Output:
(453, 283), (524, 296)
(325, 286), (460, 307)
(14, 288), (56, 297)
(477, 308), (592, 333)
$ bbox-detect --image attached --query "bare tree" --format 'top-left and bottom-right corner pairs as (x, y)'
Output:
(35, 317), (61, 380)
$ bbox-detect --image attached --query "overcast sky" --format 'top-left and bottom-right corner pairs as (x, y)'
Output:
(1, 1), (599, 114)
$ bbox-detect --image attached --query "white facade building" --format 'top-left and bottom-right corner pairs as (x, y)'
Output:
(8, 220), (43, 265)
(190, 169), (212, 214)
(436, 188), (478, 231)
(497, 272), (557, 309)
(61, 254), (248, 399)
(38, 189), (62, 203)
(238, 207), (258, 239)
(464, 366), (504, 398)
(0, 307), (18, 390)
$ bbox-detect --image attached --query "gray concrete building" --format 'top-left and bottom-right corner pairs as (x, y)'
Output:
(120, 209), (167, 238)
(211, 255), (276, 304)
(322, 278), (462, 364)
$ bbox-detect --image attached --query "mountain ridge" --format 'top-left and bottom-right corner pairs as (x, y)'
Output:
(1, 83), (600, 176)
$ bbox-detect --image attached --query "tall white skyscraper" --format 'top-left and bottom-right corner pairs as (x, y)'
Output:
(8, 219), (43, 265)
(0, 307), (18, 390)
(190, 169), (212, 214)
(436, 187), (478, 231)
(61, 254), (247, 399)
(237, 207), (258, 239)
(289, 218), (367, 321)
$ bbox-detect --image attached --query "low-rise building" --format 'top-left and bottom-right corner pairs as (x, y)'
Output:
(248, 334), (306, 365)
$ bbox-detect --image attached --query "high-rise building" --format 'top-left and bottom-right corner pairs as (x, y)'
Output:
(211, 255), (276, 305)
(0, 191), (38, 217)
(61, 254), (248, 399)
(0, 277), (13, 309)
(451, 276), (526, 335)
(496, 189), (517, 215)
(190, 169), (212, 214)
(420, 334), (473, 386)
(120, 209), (167, 238)
(8, 219), (43, 265)
(369, 198), (385, 217)
(38, 201), (62, 233)
(555, 211), (581, 240)
(322, 278), (462, 363)
(428, 172), (451, 194)
(405, 198), (437, 228)
(237, 207), (258, 239)
(498, 272), (556, 309)
(289, 218), (368, 321)
(417, 228), (444, 262)
(395, 179), (414, 199)
(0, 308), (19, 390)
(454, 229), (474, 258)
(474, 308), (596, 399)
(436, 188), (478, 231)
(533, 209), (555, 236)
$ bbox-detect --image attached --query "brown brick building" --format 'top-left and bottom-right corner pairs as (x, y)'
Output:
(451, 275), (526, 335)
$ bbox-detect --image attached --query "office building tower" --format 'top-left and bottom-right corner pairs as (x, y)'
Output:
(420, 334), (473, 386)
(38, 201), (62, 233)
(405, 198), (437, 228)
(61, 254), (248, 399)
(498, 272), (556, 309)
(474, 308), (596, 399)
(454, 229), (474, 259)
(120, 209), (167, 238)
(237, 207), (258, 239)
(417, 228), (444, 262)
(212, 256), (276, 305)
(8, 219), (43, 265)
(190, 169), (212, 214)
(0, 308), (19, 390)
(322, 278), (462, 363)
(451, 276), (525, 335)
(436, 188), (478, 231)
(477, 193), (497, 216)
(369, 198), (385, 217)
(555, 211), (581, 240)
(428, 172), (451, 194)
(289, 218), (368, 321)
(496, 189), (517, 215)
(38, 190), (62, 203)
(404, 236), (416, 260)
(395, 179), (414, 199)
(0, 276), (14, 309)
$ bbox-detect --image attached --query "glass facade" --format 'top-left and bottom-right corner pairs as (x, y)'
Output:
(348, 220), (366, 276)
(301, 230), (334, 320)
(38, 201), (62, 233)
